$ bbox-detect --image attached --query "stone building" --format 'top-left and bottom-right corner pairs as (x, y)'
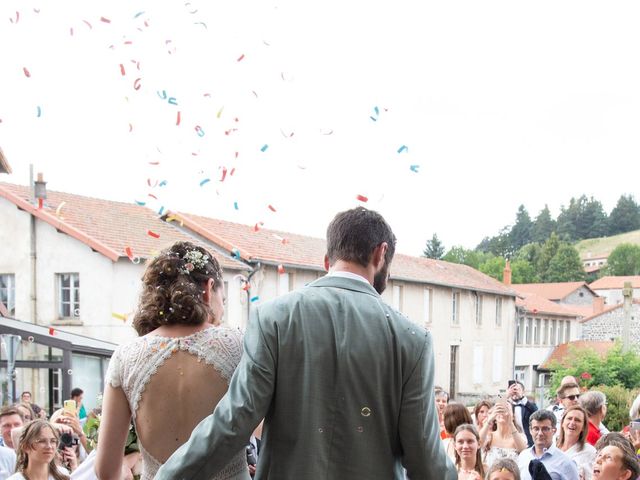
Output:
(580, 299), (640, 347)
(589, 276), (640, 305)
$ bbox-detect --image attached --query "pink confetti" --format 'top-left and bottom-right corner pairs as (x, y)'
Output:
(356, 194), (368, 203)
(237, 54), (245, 62)
(23, 67), (31, 78)
(268, 205), (276, 212)
(83, 19), (93, 29)
(100, 16), (111, 23)
(147, 230), (160, 239)
(119, 64), (126, 76)
(133, 78), (142, 90)
(176, 111), (181, 126)
(254, 222), (264, 232)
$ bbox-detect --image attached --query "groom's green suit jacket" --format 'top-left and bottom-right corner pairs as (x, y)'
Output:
(156, 275), (456, 479)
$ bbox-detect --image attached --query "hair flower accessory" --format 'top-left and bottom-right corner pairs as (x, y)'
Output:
(178, 249), (209, 275)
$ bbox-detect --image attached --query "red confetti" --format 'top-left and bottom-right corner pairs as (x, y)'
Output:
(268, 205), (276, 212)
(234, 152), (239, 159)
(119, 64), (126, 76)
(254, 222), (264, 232)
(10, 11), (19, 23)
(147, 230), (160, 238)
(147, 178), (158, 187)
(219, 167), (228, 182)
(133, 78), (142, 90)
(128, 123), (133, 132)
(237, 54), (245, 62)
(277, 264), (285, 275)
(100, 16), (111, 23)
(148, 161), (160, 166)
(23, 67), (31, 78)
(70, 27), (74, 36)
(49, 327), (55, 336)
(83, 19), (93, 29)
(356, 194), (369, 203)
(125, 247), (134, 260)
(230, 167), (236, 176)
(176, 111), (181, 126)
(148, 193), (158, 200)
(241, 282), (250, 291)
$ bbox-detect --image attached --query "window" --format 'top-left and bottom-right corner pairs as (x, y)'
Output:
(452, 291), (460, 325)
(543, 319), (549, 345)
(0, 274), (15, 316)
(495, 298), (502, 326)
(534, 319), (541, 345)
(557, 320), (564, 344)
(278, 272), (293, 296)
(393, 284), (404, 311)
(525, 318), (532, 345)
(565, 321), (571, 342)
(474, 292), (483, 325)
(423, 288), (432, 324)
(516, 317), (524, 345)
(514, 367), (526, 385)
(550, 320), (557, 346)
(57, 273), (80, 319)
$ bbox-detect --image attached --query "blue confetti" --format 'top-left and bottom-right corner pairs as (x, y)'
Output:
(158, 206), (164, 215)
(410, 165), (420, 173)
(159, 180), (168, 187)
(134, 200), (146, 206)
(260, 144), (269, 152)
(200, 178), (211, 187)
(157, 90), (167, 100)
(397, 145), (408, 154)
(231, 248), (241, 259)
(133, 11), (145, 18)
(250, 296), (260, 303)
(36, 106), (42, 118)
(168, 97), (178, 106)
(234, 201), (239, 210)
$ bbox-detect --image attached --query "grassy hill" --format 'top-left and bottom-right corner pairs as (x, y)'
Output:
(575, 229), (640, 259)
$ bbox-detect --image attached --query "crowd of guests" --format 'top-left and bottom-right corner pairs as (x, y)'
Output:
(435, 378), (640, 480)
(0, 388), (136, 480)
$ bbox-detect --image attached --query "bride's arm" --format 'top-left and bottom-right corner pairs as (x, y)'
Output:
(95, 384), (132, 480)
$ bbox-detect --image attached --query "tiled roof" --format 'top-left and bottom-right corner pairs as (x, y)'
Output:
(589, 276), (640, 290)
(540, 340), (615, 370)
(560, 304), (598, 318)
(173, 212), (517, 296)
(584, 264), (603, 274)
(510, 282), (592, 301)
(0, 148), (10, 174)
(580, 298), (640, 323)
(515, 292), (580, 318)
(0, 182), (248, 271)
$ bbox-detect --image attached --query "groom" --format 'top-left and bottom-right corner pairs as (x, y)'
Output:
(156, 207), (455, 479)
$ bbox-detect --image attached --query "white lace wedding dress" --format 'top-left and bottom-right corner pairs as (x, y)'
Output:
(106, 326), (250, 480)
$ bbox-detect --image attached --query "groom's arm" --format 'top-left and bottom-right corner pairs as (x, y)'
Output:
(156, 307), (277, 480)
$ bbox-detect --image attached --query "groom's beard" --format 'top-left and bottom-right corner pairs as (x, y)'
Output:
(373, 262), (390, 294)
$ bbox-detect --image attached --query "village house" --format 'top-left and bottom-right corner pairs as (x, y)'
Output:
(1, 179), (518, 409)
(589, 276), (640, 305)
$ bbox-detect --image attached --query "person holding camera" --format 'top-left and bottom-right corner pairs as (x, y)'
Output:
(479, 400), (528, 469)
(7, 419), (71, 480)
(508, 381), (539, 447)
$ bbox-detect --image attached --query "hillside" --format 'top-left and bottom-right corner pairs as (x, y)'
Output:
(575, 229), (640, 259)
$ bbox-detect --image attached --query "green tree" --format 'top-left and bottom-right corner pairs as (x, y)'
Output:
(442, 246), (489, 269)
(606, 243), (640, 275)
(510, 205), (533, 252)
(423, 233), (445, 259)
(545, 244), (585, 282)
(608, 195), (640, 235)
(511, 259), (537, 284)
(581, 197), (609, 239)
(556, 197), (582, 241)
(536, 233), (561, 280)
(479, 256), (506, 281)
(476, 227), (513, 258)
(531, 205), (556, 243)
(515, 243), (542, 269)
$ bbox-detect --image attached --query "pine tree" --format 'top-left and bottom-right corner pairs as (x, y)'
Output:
(531, 205), (556, 243)
(545, 244), (585, 282)
(423, 233), (445, 259)
(608, 195), (640, 235)
(510, 205), (533, 252)
(537, 233), (561, 281)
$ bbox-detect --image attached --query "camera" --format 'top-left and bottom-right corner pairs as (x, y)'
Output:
(246, 445), (257, 466)
(58, 432), (79, 451)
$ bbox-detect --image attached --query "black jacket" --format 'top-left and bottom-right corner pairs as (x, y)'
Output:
(513, 399), (539, 446)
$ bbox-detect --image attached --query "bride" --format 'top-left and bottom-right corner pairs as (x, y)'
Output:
(96, 242), (250, 480)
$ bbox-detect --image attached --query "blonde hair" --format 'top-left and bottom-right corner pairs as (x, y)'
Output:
(15, 419), (69, 480)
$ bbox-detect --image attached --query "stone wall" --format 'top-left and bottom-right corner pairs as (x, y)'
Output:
(563, 286), (597, 306)
(581, 304), (640, 345)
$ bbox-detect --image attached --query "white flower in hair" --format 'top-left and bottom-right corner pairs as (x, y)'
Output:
(178, 250), (210, 275)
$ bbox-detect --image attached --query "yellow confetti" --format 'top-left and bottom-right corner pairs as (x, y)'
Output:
(55, 201), (66, 219)
(216, 106), (224, 119)
(111, 312), (127, 321)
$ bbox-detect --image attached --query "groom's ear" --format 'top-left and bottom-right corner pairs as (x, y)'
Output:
(324, 255), (330, 271)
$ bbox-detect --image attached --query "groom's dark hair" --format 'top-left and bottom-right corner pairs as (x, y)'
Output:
(326, 207), (396, 268)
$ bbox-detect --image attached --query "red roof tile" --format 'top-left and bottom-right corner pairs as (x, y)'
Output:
(540, 340), (615, 370)
(579, 298), (640, 323)
(515, 292), (580, 318)
(510, 282), (592, 301)
(0, 182), (248, 271)
(589, 276), (640, 290)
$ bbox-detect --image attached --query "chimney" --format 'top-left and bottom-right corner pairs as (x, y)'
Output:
(503, 260), (512, 286)
(34, 172), (47, 209)
(593, 296), (605, 313)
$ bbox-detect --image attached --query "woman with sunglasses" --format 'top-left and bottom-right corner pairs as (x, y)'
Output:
(557, 405), (596, 480)
(7, 419), (70, 480)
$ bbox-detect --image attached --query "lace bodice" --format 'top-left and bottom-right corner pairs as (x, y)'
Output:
(106, 326), (243, 418)
(106, 326), (250, 480)
(483, 446), (519, 468)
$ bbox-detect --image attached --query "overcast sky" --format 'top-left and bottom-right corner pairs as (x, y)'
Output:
(1, 0), (639, 256)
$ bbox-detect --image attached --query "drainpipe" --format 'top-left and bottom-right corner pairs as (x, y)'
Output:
(245, 262), (262, 323)
(29, 166), (37, 324)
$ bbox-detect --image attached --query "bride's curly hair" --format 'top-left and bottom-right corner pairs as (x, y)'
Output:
(133, 241), (223, 336)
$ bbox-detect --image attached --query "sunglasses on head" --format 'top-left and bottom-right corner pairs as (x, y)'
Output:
(564, 394), (580, 401)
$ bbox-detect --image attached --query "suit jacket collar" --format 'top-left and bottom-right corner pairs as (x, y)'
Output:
(309, 275), (380, 297)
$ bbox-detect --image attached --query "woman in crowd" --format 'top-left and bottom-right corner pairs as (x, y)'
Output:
(96, 242), (250, 480)
(479, 400), (527, 468)
(474, 400), (493, 431)
(556, 405), (596, 480)
(14, 404), (34, 424)
(435, 388), (450, 440)
(442, 403), (474, 460)
(453, 424), (485, 480)
(8, 419), (72, 480)
(591, 442), (640, 480)
(485, 458), (521, 480)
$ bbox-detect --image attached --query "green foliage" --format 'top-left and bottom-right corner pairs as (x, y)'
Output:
(423, 233), (445, 259)
(608, 195), (640, 236)
(549, 343), (640, 393)
(598, 385), (639, 432)
(545, 244), (585, 282)
(606, 243), (640, 276)
(479, 256), (506, 281)
(476, 227), (514, 258)
(511, 259), (537, 284)
(510, 205), (533, 252)
(531, 205), (557, 244)
(537, 233), (561, 281)
(443, 246), (492, 269)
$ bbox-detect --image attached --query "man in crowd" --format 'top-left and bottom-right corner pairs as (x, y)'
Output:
(508, 380), (538, 447)
(20, 391), (45, 419)
(551, 382), (582, 428)
(581, 391), (608, 446)
(0, 445), (16, 480)
(157, 207), (456, 479)
(0, 407), (23, 449)
(517, 410), (579, 479)
(71, 387), (87, 423)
